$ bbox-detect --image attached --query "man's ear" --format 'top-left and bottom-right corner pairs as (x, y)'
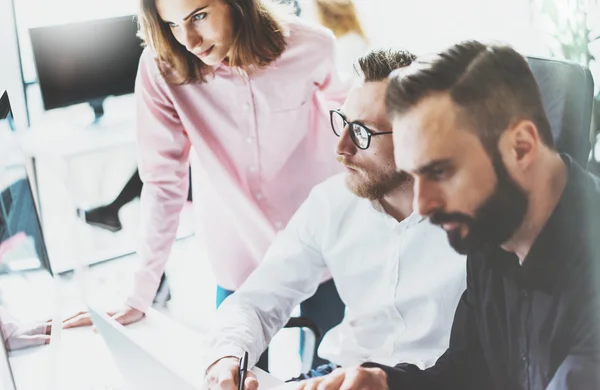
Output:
(508, 119), (539, 166)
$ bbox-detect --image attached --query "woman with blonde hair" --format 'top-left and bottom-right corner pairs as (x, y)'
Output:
(63, 0), (346, 370)
(314, 0), (369, 80)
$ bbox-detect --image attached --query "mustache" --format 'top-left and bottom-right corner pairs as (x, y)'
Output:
(336, 156), (362, 171)
(429, 211), (473, 226)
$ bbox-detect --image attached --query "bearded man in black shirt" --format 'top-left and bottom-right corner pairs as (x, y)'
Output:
(293, 40), (600, 390)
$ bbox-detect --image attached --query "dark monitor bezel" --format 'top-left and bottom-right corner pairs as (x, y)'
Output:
(28, 15), (144, 112)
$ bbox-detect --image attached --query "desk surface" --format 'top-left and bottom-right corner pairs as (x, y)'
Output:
(17, 117), (136, 160)
(8, 309), (282, 390)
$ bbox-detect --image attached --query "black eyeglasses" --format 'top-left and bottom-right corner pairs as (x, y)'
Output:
(329, 109), (392, 150)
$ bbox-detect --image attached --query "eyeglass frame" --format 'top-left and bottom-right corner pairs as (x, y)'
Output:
(329, 109), (393, 150)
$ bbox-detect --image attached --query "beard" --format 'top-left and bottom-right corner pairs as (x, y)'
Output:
(339, 157), (412, 200)
(429, 153), (529, 254)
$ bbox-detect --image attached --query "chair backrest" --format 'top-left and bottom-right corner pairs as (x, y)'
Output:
(527, 57), (595, 166)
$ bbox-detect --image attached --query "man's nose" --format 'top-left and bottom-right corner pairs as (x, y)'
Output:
(413, 178), (443, 217)
(335, 126), (357, 156)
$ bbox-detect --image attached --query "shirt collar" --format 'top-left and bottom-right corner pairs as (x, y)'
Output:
(515, 154), (596, 287)
(211, 60), (279, 78)
(369, 199), (424, 229)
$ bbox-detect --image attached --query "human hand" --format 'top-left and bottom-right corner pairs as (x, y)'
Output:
(205, 356), (259, 390)
(62, 306), (145, 329)
(5, 321), (51, 350)
(293, 367), (388, 390)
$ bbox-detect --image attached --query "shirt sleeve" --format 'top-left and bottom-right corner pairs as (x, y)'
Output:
(545, 299), (600, 389)
(0, 307), (48, 350)
(202, 187), (329, 371)
(125, 50), (192, 312)
(362, 258), (493, 390)
(545, 356), (600, 389)
(313, 30), (351, 106)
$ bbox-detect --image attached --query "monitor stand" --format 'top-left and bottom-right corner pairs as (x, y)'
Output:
(89, 98), (105, 123)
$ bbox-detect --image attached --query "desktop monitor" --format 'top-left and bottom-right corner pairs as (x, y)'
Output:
(0, 92), (17, 390)
(29, 15), (144, 120)
(1, 91), (60, 390)
(0, 92), (53, 276)
(0, 91), (14, 131)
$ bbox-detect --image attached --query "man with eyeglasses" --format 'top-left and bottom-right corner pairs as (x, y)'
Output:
(202, 48), (467, 390)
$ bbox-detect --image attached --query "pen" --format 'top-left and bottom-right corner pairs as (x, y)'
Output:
(238, 351), (249, 390)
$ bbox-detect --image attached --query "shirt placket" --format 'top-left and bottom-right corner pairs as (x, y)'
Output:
(241, 71), (284, 232)
(388, 221), (410, 356)
(517, 280), (532, 390)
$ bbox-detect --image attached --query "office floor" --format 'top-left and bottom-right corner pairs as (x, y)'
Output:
(29, 119), (303, 381)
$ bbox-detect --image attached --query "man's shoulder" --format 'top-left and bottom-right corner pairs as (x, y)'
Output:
(306, 174), (363, 212)
(582, 169), (600, 199)
(311, 173), (354, 197)
(567, 160), (600, 227)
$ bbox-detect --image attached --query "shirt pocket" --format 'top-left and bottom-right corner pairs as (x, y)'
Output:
(346, 308), (403, 355)
(258, 70), (313, 112)
(269, 95), (308, 113)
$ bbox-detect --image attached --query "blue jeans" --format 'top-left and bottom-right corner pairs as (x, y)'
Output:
(287, 363), (340, 381)
(215, 279), (345, 370)
(216, 285), (235, 307)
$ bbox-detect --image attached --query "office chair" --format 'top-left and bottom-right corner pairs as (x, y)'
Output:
(527, 57), (595, 166)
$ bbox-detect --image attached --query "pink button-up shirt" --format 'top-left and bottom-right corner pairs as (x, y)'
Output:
(126, 18), (348, 312)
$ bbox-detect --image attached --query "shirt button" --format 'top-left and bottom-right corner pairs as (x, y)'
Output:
(520, 290), (528, 299)
(255, 193), (264, 200)
(249, 165), (258, 173)
(245, 136), (253, 144)
(274, 221), (283, 230)
(242, 102), (251, 111)
(519, 337), (526, 348)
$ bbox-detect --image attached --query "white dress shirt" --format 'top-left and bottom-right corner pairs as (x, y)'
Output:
(204, 174), (466, 370)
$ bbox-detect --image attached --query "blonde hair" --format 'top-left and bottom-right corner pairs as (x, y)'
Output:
(314, 0), (366, 39)
(137, 0), (293, 85)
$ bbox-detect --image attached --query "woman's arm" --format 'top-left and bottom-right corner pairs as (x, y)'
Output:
(125, 49), (192, 313)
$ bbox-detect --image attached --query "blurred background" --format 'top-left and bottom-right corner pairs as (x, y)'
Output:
(0, 0), (599, 382)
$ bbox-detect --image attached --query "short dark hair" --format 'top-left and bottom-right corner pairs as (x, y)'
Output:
(355, 48), (416, 82)
(385, 40), (554, 154)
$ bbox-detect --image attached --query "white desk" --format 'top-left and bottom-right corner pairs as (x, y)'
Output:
(17, 117), (136, 160)
(8, 309), (282, 390)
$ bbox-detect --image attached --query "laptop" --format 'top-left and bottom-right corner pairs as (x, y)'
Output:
(88, 306), (199, 390)
(88, 306), (285, 390)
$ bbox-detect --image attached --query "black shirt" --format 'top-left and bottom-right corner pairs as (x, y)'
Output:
(365, 155), (600, 390)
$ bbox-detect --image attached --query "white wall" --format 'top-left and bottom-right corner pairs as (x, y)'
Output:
(0, 0), (28, 128)
(301, 0), (550, 57)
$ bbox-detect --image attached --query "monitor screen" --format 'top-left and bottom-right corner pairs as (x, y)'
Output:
(29, 15), (144, 111)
